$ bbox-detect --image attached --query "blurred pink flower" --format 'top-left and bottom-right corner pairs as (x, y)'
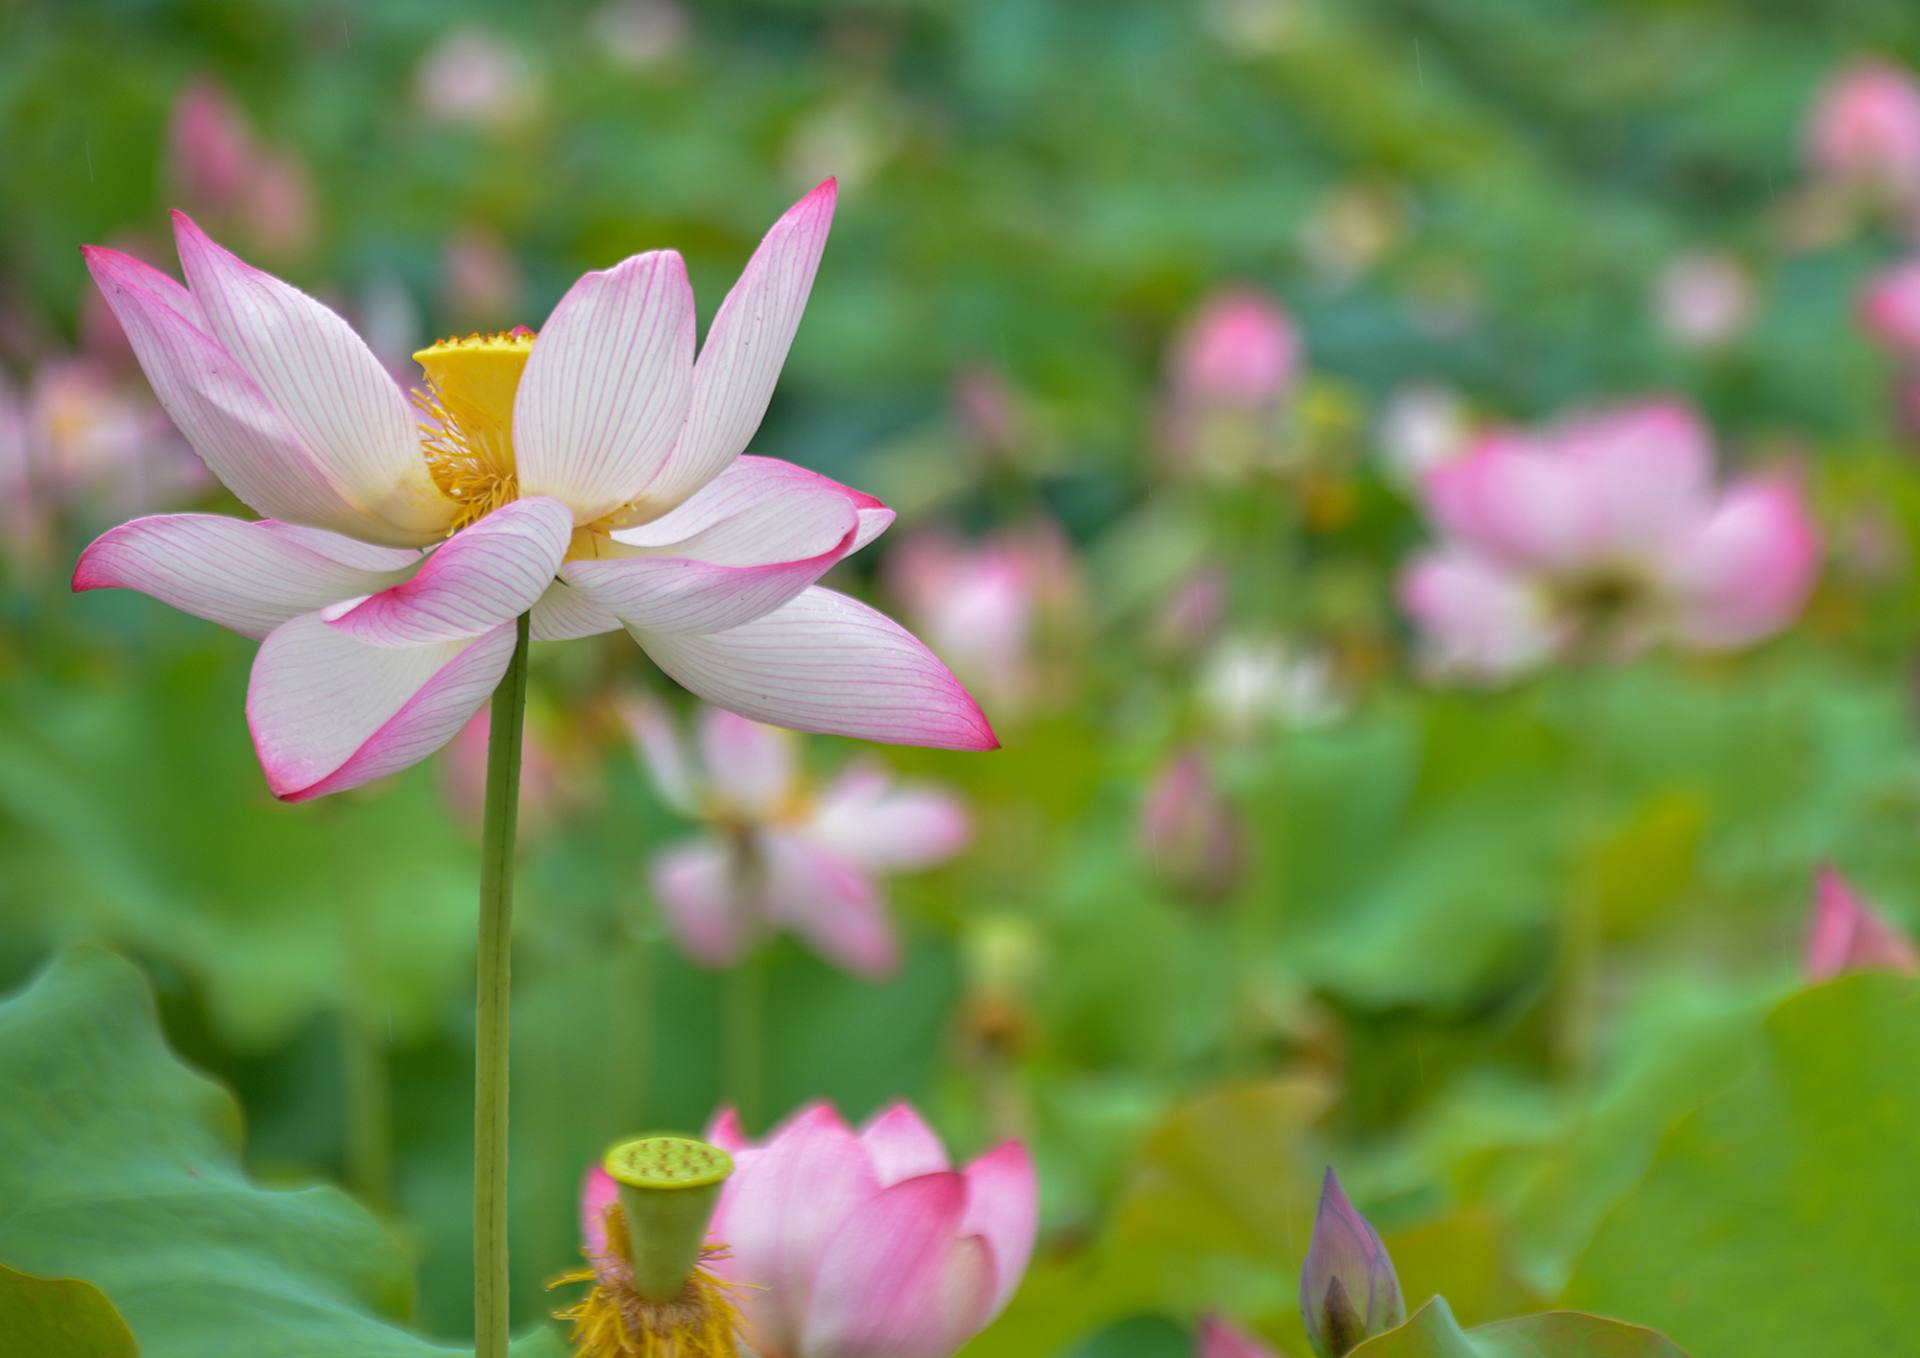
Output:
(1861, 258), (1920, 356)
(1140, 748), (1243, 905)
(1804, 58), (1920, 200)
(1169, 288), (1300, 412)
(74, 185), (992, 801)
(1806, 866), (1920, 981)
(414, 26), (541, 128)
(440, 706), (566, 837)
(888, 519), (1080, 717)
(5, 358), (205, 522)
(1654, 252), (1753, 349)
(442, 225), (525, 328)
(1198, 1315), (1282, 1358)
(628, 701), (970, 976)
(1301, 1168), (1404, 1358)
(580, 1102), (1035, 1358)
(166, 79), (315, 257)
(951, 365), (1026, 463)
(1399, 400), (1820, 682)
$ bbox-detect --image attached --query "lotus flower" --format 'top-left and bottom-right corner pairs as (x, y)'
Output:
(1140, 748), (1242, 906)
(1398, 400), (1819, 683)
(1197, 1315), (1282, 1358)
(1804, 58), (1920, 200)
(1654, 252), (1753, 350)
(1806, 866), (1920, 981)
(73, 183), (995, 801)
(1301, 1168), (1404, 1358)
(583, 1101), (1037, 1358)
(628, 700), (970, 976)
(167, 79), (314, 258)
(1170, 289), (1301, 412)
(1861, 259), (1920, 357)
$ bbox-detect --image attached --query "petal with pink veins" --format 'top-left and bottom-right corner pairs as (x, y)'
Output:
(858, 1103), (950, 1186)
(324, 497), (573, 646)
(73, 513), (417, 640)
(759, 831), (897, 978)
(84, 246), (391, 541)
(620, 696), (699, 815)
(515, 249), (695, 523)
(612, 455), (891, 549)
(528, 579), (622, 641)
(562, 483), (860, 634)
(808, 766), (972, 871)
(650, 838), (753, 969)
(246, 614), (517, 801)
(801, 1172), (996, 1358)
(631, 587), (998, 751)
(638, 182), (838, 513)
(959, 1141), (1038, 1320)
(697, 707), (795, 816)
(708, 1103), (882, 1358)
(1664, 475), (1819, 648)
(170, 212), (452, 540)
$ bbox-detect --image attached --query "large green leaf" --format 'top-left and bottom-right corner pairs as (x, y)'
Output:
(0, 1263), (138, 1358)
(1566, 974), (1920, 1355)
(1351, 1297), (1686, 1357)
(0, 947), (563, 1356)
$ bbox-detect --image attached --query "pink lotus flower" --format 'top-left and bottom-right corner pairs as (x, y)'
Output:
(1861, 259), (1920, 356)
(1169, 289), (1301, 412)
(1140, 748), (1243, 906)
(167, 79), (315, 258)
(628, 701), (970, 976)
(582, 1102), (1037, 1358)
(1805, 58), (1920, 200)
(74, 183), (995, 801)
(1654, 252), (1753, 350)
(440, 705), (568, 838)
(1398, 400), (1820, 683)
(1806, 866), (1920, 981)
(1198, 1315), (1281, 1358)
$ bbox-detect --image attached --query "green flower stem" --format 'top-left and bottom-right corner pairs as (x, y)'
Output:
(474, 612), (530, 1358)
(724, 950), (765, 1130)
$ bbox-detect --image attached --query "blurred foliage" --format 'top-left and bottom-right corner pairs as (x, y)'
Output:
(2, 0), (1920, 1352)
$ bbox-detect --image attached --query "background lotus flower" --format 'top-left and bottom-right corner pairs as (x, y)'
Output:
(1398, 399), (1820, 682)
(413, 25), (542, 129)
(1654, 252), (1754, 349)
(1376, 382), (1471, 485)
(577, 1101), (1036, 1358)
(1198, 1315), (1282, 1358)
(1140, 748), (1243, 906)
(629, 701), (971, 975)
(166, 78), (315, 258)
(1301, 1168), (1405, 1358)
(1861, 259), (1920, 356)
(1169, 288), (1301, 412)
(1806, 867), (1920, 980)
(1197, 635), (1346, 738)
(1804, 58), (1920, 201)
(72, 185), (994, 800)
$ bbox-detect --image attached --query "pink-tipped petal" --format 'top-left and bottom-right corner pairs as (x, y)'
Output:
(809, 767), (972, 871)
(697, 707), (795, 817)
(1397, 551), (1557, 682)
(641, 181), (838, 510)
(324, 497), (573, 646)
(759, 831), (898, 978)
(72, 513), (416, 640)
(708, 1103), (882, 1358)
(1422, 435), (1594, 571)
(83, 245), (384, 540)
(1197, 1316), (1281, 1358)
(859, 1103), (951, 1187)
(632, 587), (999, 751)
(246, 614), (516, 801)
(960, 1140), (1038, 1320)
(612, 456), (888, 547)
(1559, 399), (1715, 553)
(562, 486), (859, 634)
(580, 1164), (618, 1256)
(170, 212), (451, 540)
(1664, 474), (1820, 648)
(620, 696), (699, 815)
(650, 839), (752, 969)
(704, 1107), (751, 1155)
(802, 1172), (997, 1358)
(515, 249), (696, 523)
(529, 579), (623, 641)
(1807, 866), (1920, 980)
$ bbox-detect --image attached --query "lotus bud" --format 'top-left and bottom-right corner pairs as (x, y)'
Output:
(1140, 748), (1243, 906)
(1300, 1168), (1404, 1358)
(1806, 866), (1920, 981)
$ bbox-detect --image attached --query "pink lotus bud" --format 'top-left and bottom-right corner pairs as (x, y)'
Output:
(414, 26), (540, 128)
(168, 79), (253, 211)
(1861, 259), (1920, 356)
(1805, 58), (1920, 195)
(1655, 252), (1753, 349)
(1169, 288), (1301, 410)
(1806, 866), (1920, 981)
(1140, 749), (1243, 905)
(1300, 1168), (1404, 1358)
(1198, 1315), (1282, 1358)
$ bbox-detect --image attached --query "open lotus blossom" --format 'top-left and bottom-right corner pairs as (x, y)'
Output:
(582, 1101), (1037, 1358)
(72, 183), (995, 801)
(1197, 1315), (1281, 1358)
(1806, 866), (1920, 981)
(628, 700), (970, 976)
(1398, 400), (1820, 683)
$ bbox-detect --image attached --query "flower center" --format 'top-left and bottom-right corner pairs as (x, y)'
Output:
(551, 1206), (744, 1358)
(414, 326), (533, 531)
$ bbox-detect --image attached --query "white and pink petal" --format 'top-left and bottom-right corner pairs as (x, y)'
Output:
(959, 1141), (1038, 1319)
(650, 839), (754, 969)
(759, 830), (897, 978)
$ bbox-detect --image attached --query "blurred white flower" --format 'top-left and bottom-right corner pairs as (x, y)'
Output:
(1198, 635), (1346, 737)
(1655, 252), (1754, 349)
(415, 26), (541, 128)
(1377, 382), (1470, 484)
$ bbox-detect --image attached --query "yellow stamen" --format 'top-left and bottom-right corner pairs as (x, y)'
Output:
(413, 328), (534, 531)
(551, 1206), (746, 1358)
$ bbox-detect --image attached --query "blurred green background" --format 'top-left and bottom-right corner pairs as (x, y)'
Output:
(5, 2), (1920, 1355)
